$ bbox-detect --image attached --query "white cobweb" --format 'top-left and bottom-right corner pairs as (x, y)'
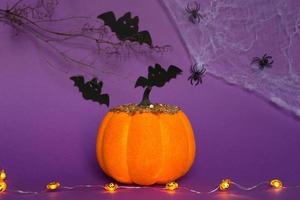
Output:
(162, 0), (300, 116)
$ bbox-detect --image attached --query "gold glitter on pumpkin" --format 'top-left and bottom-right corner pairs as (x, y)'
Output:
(110, 103), (181, 115)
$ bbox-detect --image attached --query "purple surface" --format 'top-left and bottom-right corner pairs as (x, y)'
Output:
(0, 0), (300, 200)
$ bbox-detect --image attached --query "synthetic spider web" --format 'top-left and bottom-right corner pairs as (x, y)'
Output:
(162, 0), (300, 116)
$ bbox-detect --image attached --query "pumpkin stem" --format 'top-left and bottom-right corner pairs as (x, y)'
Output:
(139, 87), (152, 106)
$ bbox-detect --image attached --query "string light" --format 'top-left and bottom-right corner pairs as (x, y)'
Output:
(0, 181), (7, 193)
(219, 179), (231, 191)
(1, 178), (299, 196)
(46, 181), (60, 191)
(165, 181), (179, 191)
(104, 183), (118, 192)
(270, 179), (283, 189)
(0, 170), (6, 181)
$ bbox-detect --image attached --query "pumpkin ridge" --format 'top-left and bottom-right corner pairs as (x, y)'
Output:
(125, 115), (133, 183)
(103, 113), (132, 183)
(155, 114), (168, 183)
(97, 112), (114, 175)
(101, 114), (112, 176)
(175, 113), (191, 178)
(152, 114), (164, 183)
(177, 112), (195, 176)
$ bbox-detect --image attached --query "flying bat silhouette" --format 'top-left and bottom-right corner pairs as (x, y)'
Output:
(98, 11), (152, 46)
(135, 64), (182, 88)
(70, 75), (110, 107)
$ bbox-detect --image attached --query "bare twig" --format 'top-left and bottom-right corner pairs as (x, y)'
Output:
(0, 0), (171, 79)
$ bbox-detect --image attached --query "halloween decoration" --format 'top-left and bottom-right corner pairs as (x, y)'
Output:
(0, 181), (7, 193)
(135, 63), (182, 106)
(98, 11), (152, 46)
(0, 0), (170, 79)
(185, 2), (203, 24)
(46, 181), (61, 191)
(270, 179), (283, 189)
(96, 63), (195, 185)
(0, 170), (6, 181)
(70, 75), (110, 107)
(219, 179), (231, 191)
(104, 183), (118, 192)
(165, 181), (179, 191)
(0, 176), (293, 195)
(251, 54), (274, 70)
(188, 63), (206, 86)
(163, 0), (300, 116)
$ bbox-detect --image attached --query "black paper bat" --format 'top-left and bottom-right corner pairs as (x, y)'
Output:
(70, 75), (110, 107)
(135, 64), (182, 88)
(98, 11), (152, 46)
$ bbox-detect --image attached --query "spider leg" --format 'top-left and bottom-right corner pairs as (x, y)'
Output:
(190, 78), (194, 85)
(194, 1), (200, 11)
(190, 67), (194, 73)
(187, 2), (192, 11)
(262, 53), (267, 59)
(195, 79), (200, 85)
(185, 7), (192, 13)
(200, 67), (206, 74)
(195, 15), (201, 23)
(269, 60), (274, 65)
(251, 58), (260, 64)
(265, 56), (272, 59)
(188, 75), (192, 81)
(190, 64), (196, 73)
(266, 63), (273, 68)
(199, 13), (204, 19)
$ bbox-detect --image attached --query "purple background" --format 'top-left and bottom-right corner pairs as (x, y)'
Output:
(0, 0), (300, 200)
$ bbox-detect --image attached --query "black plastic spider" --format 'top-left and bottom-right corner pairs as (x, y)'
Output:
(251, 53), (274, 70)
(185, 1), (204, 24)
(188, 64), (206, 86)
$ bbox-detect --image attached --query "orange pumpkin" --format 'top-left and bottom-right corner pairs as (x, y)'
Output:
(96, 104), (196, 185)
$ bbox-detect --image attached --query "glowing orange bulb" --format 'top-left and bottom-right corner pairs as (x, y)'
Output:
(270, 179), (283, 189)
(0, 170), (6, 181)
(104, 183), (118, 192)
(219, 179), (231, 191)
(46, 181), (60, 191)
(0, 181), (7, 193)
(165, 181), (179, 191)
